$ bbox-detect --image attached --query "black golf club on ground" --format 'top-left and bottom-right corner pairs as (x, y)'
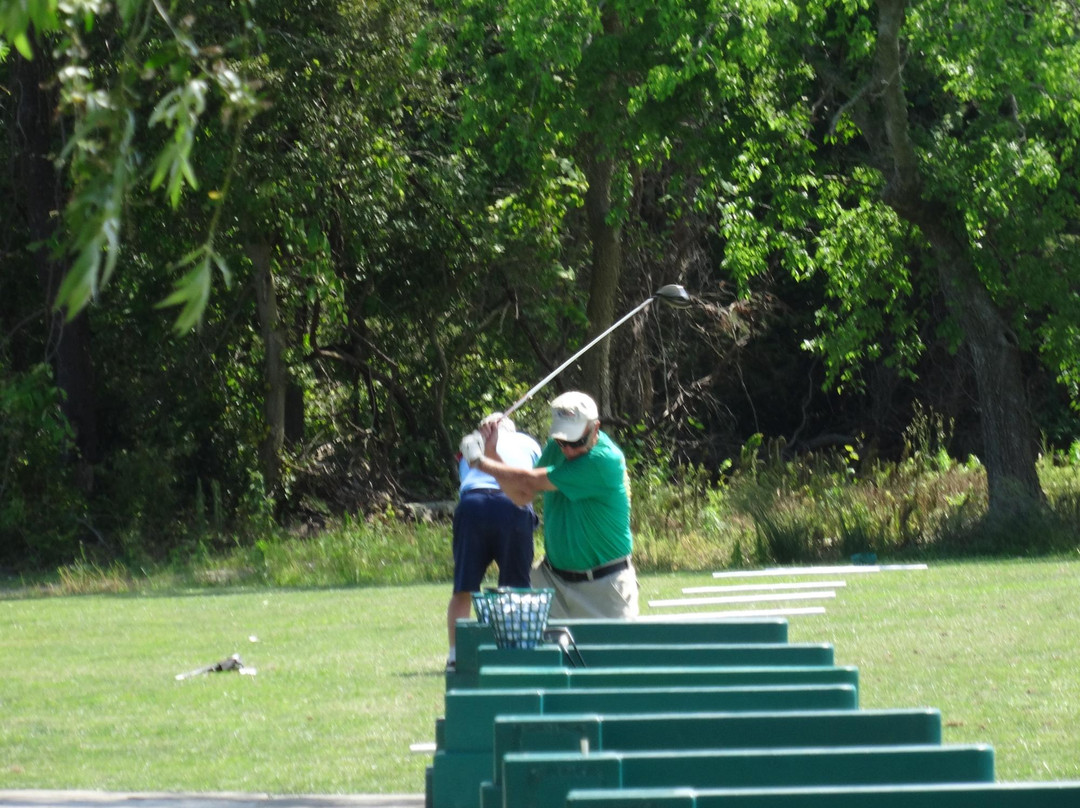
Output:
(503, 284), (692, 417)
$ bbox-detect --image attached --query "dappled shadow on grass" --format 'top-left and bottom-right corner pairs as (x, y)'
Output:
(396, 669), (446, 679)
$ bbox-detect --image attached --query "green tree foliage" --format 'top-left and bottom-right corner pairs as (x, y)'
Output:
(2, 0), (1078, 569)
(420, 0), (842, 460)
(856, 0), (1080, 515)
(1, 0), (263, 328)
(425, 0), (759, 408)
(2, 0), (581, 565)
(427, 0), (1080, 519)
(0, 363), (86, 565)
(698, 0), (1080, 518)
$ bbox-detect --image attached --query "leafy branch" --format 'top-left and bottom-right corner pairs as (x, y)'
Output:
(3, 0), (263, 331)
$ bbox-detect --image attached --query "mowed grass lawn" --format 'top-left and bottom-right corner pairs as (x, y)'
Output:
(1, 556), (1078, 794)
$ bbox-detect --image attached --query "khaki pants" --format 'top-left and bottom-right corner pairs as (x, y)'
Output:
(531, 558), (640, 620)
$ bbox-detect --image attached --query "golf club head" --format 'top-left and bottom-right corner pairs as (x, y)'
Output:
(654, 284), (692, 307)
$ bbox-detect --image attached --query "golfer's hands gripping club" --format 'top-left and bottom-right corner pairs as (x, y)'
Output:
(478, 419), (500, 455)
(460, 431), (484, 467)
(461, 418), (502, 468)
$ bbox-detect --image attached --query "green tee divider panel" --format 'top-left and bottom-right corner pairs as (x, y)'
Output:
(564, 782), (1080, 808)
(429, 609), (1079, 808)
(566, 789), (697, 808)
(541, 686), (856, 718)
(429, 750), (489, 808)
(456, 617), (787, 660)
(433, 688), (859, 808)
(442, 685), (857, 753)
(476, 665), (859, 692)
(451, 618), (789, 688)
(476, 643), (835, 673)
(497, 745), (994, 808)
(548, 618), (789, 644)
(448, 645), (563, 689)
(491, 708), (944, 771)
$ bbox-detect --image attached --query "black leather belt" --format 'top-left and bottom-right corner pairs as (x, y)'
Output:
(546, 556), (630, 583)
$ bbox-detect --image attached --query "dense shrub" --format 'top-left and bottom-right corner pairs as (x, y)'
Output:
(0, 364), (87, 567)
(28, 435), (1080, 594)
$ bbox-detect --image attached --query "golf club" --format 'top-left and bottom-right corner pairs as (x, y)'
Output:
(503, 284), (691, 417)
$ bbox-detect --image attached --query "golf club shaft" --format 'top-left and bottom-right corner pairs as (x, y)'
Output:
(504, 297), (655, 417)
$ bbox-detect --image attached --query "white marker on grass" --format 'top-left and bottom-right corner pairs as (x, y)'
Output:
(683, 580), (847, 594)
(712, 563), (927, 578)
(648, 590), (837, 608)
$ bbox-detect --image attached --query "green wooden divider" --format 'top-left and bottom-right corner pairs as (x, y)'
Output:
(496, 745), (994, 808)
(432, 687), (859, 808)
(443, 686), (856, 753)
(478, 643), (835, 672)
(476, 664), (859, 692)
(491, 708), (944, 773)
(450, 617), (789, 688)
(565, 782), (1080, 808)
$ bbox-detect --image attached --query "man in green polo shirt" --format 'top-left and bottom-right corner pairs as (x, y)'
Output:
(462, 391), (639, 619)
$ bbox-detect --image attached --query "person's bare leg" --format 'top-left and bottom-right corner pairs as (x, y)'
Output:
(446, 591), (473, 666)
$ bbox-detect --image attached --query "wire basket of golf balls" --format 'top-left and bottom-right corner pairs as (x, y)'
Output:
(471, 589), (494, 625)
(474, 588), (554, 649)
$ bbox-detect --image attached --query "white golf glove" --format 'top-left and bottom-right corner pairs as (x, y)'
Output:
(460, 431), (485, 467)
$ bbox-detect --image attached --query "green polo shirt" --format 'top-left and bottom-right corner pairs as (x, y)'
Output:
(538, 430), (632, 571)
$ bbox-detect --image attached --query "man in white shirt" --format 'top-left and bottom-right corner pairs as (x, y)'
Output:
(446, 413), (541, 671)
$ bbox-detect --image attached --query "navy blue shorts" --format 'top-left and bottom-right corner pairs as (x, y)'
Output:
(452, 489), (537, 593)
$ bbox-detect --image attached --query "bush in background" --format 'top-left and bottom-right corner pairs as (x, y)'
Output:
(24, 430), (1080, 595)
(0, 364), (87, 568)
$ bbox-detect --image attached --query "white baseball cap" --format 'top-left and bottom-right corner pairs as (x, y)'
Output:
(549, 392), (599, 442)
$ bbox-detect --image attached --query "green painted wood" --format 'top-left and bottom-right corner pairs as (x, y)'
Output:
(436, 689), (858, 808)
(448, 641), (562, 689)
(549, 618), (789, 645)
(552, 643), (833, 669)
(566, 790), (695, 808)
(566, 782), (1080, 808)
(429, 751), (489, 808)
(501, 746), (994, 808)
(501, 752), (621, 808)
(617, 745), (994, 787)
(452, 617), (789, 683)
(442, 690), (543, 752)
(476, 665), (859, 692)
(443, 685), (856, 753)
(491, 709), (943, 774)
(542, 685), (855, 714)
(478, 780), (500, 808)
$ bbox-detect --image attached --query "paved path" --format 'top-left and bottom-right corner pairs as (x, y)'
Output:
(0, 792), (424, 808)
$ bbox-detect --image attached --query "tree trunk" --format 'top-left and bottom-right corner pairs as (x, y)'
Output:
(915, 210), (1045, 514)
(577, 4), (625, 416)
(285, 381), (305, 446)
(581, 148), (623, 414)
(873, 0), (1044, 517)
(13, 48), (100, 488)
(250, 241), (287, 497)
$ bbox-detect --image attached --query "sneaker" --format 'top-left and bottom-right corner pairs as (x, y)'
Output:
(445, 660), (456, 673)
